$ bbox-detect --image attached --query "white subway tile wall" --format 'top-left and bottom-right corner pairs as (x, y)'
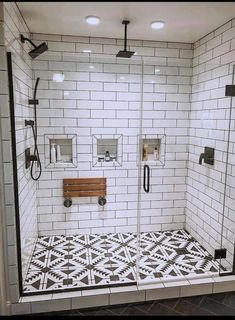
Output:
(186, 19), (235, 270)
(1, 2), (38, 289)
(31, 32), (193, 236)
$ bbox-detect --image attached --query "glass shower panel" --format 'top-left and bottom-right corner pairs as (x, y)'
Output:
(73, 52), (143, 287)
(136, 57), (229, 285)
(136, 57), (182, 284)
(182, 59), (225, 279)
(29, 51), (144, 293)
(220, 63), (235, 274)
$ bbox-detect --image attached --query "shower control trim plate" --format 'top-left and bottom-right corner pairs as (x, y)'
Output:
(199, 147), (214, 165)
(225, 85), (235, 97)
(25, 148), (37, 169)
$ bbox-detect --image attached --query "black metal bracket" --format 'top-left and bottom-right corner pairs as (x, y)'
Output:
(214, 248), (227, 260)
(29, 99), (39, 105)
(98, 196), (106, 206)
(225, 85), (235, 97)
(25, 119), (34, 127)
(20, 34), (37, 48)
(64, 198), (72, 208)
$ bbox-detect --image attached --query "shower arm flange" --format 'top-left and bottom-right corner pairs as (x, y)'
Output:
(20, 34), (37, 48)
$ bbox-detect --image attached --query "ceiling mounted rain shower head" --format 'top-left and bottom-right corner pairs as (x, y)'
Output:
(116, 20), (135, 58)
(116, 50), (135, 58)
(20, 35), (48, 59)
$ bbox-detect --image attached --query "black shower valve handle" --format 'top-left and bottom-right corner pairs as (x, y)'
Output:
(199, 147), (214, 165)
(199, 153), (205, 165)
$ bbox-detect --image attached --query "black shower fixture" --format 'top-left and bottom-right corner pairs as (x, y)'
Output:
(25, 77), (42, 181)
(20, 34), (48, 59)
(116, 20), (135, 58)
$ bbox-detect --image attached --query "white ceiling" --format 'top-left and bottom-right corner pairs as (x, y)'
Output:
(17, 2), (235, 43)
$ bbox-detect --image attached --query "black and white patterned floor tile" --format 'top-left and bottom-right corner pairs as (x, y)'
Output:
(23, 229), (222, 293)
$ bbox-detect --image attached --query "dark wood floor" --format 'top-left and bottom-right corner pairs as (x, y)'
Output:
(27, 291), (235, 316)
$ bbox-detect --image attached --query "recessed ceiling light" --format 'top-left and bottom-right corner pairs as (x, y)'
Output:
(83, 49), (92, 53)
(89, 65), (95, 69)
(86, 16), (100, 25)
(151, 21), (165, 30)
(120, 76), (125, 80)
(155, 68), (160, 73)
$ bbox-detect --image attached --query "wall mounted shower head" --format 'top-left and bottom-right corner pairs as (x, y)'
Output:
(20, 34), (48, 59)
(28, 42), (48, 59)
(116, 20), (135, 58)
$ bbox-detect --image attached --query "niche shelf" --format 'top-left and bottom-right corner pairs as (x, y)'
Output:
(138, 134), (166, 166)
(44, 134), (77, 168)
(92, 134), (123, 167)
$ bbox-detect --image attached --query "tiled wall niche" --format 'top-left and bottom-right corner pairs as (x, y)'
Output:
(140, 134), (166, 166)
(44, 134), (77, 168)
(92, 134), (123, 167)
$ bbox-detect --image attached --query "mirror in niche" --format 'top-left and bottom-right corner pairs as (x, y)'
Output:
(92, 134), (123, 167)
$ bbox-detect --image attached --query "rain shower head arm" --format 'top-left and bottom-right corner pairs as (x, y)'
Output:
(122, 20), (130, 51)
(20, 35), (37, 48)
(116, 20), (135, 58)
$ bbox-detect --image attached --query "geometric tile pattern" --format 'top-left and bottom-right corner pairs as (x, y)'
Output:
(23, 229), (222, 293)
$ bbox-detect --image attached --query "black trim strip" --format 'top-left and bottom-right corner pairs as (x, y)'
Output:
(6, 52), (23, 296)
(233, 243), (235, 274)
(220, 272), (235, 277)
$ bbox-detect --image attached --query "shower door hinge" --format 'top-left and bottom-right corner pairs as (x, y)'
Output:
(214, 248), (227, 260)
(225, 85), (235, 97)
